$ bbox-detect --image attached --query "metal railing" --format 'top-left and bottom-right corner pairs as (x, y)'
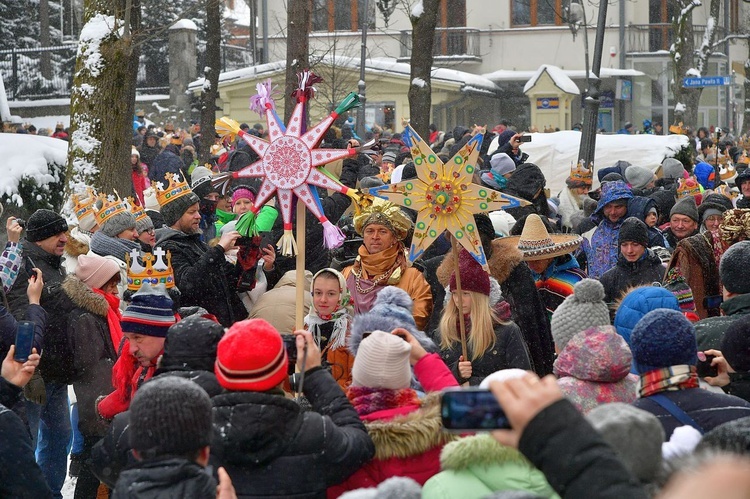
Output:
(627, 23), (728, 54)
(399, 27), (481, 60)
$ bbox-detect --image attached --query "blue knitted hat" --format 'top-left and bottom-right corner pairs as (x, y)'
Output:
(121, 282), (177, 337)
(630, 309), (697, 374)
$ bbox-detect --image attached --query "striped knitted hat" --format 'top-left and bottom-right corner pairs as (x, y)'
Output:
(663, 268), (696, 313)
(215, 319), (288, 392)
(121, 282), (177, 337)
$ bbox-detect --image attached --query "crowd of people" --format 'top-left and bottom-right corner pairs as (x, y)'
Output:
(3, 115), (750, 499)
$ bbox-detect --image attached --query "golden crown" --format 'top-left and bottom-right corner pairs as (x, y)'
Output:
(126, 197), (148, 223)
(153, 172), (193, 207)
(569, 160), (593, 185)
(716, 184), (739, 200)
(676, 178), (701, 199)
(669, 122), (687, 135)
(125, 247), (175, 291)
(720, 163), (737, 181)
(94, 192), (129, 226)
(71, 187), (98, 222)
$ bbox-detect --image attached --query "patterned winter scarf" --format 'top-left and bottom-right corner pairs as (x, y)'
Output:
(90, 231), (140, 262)
(639, 365), (700, 398)
(347, 385), (420, 417)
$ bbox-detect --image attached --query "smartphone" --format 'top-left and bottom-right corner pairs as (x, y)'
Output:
(696, 353), (718, 378)
(24, 256), (38, 279)
(258, 231), (275, 251)
(441, 388), (511, 431)
(517, 135), (532, 143)
(282, 335), (297, 375)
(703, 295), (723, 310)
(14, 321), (35, 362)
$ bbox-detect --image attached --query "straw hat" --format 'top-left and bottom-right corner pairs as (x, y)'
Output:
(494, 214), (582, 261)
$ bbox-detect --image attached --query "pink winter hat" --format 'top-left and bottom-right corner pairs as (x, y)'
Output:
(76, 254), (121, 290)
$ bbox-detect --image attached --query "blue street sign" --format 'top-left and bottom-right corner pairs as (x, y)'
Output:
(682, 76), (732, 88)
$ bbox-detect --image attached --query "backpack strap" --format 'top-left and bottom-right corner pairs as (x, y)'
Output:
(649, 394), (705, 434)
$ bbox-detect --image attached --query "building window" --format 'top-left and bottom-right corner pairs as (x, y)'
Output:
(511, 0), (562, 27)
(312, 0), (375, 32)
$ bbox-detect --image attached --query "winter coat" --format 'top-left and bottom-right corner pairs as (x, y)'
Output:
(599, 250), (665, 304)
(663, 227), (699, 250)
(64, 276), (117, 437)
(613, 286), (680, 347)
(519, 399), (648, 499)
(581, 218), (624, 280)
(553, 327), (638, 415)
(138, 143), (159, 168)
(626, 196), (668, 248)
(441, 322), (532, 386)
(530, 254), (586, 319)
(633, 387), (750, 439)
(503, 163), (549, 221)
(211, 367), (375, 498)
(329, 353), (459, 497)
(0, 379), (53, 499)
(421, 435), (559, 499)
(7, 240), (75, 384)
(666, 231), (722, 319)
(156, 228), (246, 327)
(112, 458), (216, 499)
(91, 370), (223, 488)
(249, 270), (312, 336)
(436, 241), (555, 376)
(557, 187), (585, 232)
(0, 303), (45, 362)
(694, 293), (750, 351)
(149, 150), (185, 184)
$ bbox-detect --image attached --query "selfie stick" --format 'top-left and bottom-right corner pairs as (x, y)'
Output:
(451, 235), (468, 360)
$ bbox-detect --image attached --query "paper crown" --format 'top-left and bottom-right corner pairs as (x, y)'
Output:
(71, 187), (98, 222)
(669, 122), (687, 135)
(720, 163), (737, 181)
(676, 178), (701, 199)
(153, 172), (193, 207)
(715, 184), (739, 200)
(126, 197), (148, 223)
(125, 247), (175, 291)
(94, 192), (129, 226)
(569, 160), (593, 185)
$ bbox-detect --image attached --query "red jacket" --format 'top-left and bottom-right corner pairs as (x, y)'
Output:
(328, 353), (458, 497)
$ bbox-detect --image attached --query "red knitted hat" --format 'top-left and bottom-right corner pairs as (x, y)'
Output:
(215, 319), (288, 392)
(450, 249), (490, 296)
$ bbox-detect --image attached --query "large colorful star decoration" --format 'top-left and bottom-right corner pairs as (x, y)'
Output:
(213, 72), (367, 256)
(369, 125), (529, 271)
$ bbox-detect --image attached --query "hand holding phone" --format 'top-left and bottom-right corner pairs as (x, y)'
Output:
(696, 351), (719, 378)
(441, 388), (511, 431)
(2, 344), (40, 388)
(24, 256), (38, 279)
(13, 321), (35, 362)
(517, 134), (532, 143)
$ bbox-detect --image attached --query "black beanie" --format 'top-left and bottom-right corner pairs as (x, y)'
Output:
(161, 192), (200, 228)
(159, 316), (225, 372)
(129, 376), (213, 459)
(721, 314), (750, 372)
(618, 217), (649, 247)
(26, 209), (69, 242)
(720, 241), (750, 295)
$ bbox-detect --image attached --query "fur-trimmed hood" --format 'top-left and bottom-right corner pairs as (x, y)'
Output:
(439, 434), (532, 471)
(365, 392), (456, 460)
(62, 275), (109, 317)
(436, 240), (523, 288)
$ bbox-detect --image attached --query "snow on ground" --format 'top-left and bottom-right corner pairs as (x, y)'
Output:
(0, 133), (68, 206)
(517, 131), (689, 195)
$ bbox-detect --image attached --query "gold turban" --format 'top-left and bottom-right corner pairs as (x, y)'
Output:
(353, 199), (413, 241)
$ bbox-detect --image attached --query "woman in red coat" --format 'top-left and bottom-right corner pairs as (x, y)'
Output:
(328, 327), (459, 497)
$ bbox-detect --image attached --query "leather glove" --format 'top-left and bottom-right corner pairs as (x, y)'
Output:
(23, 370), (46, 405)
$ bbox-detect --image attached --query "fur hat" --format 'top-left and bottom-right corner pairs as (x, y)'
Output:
(349, 287), (436, 356)
(160, 315), (224, 373)
(625, 166), (656, 190)
(351, 330), (412, 390)
(26, 209), (68, 242)
(121, 283), (177, 337)
(670, 195), (699, 223)
(551, 279), (610, 351)
(450, 249), (490, 296)
(586, 403), (665, 483)
(75, 254), (120, 290)
(661, 158), (685, 180)
(618, 217), (649, 247)
(129, 376), (213, 459)
(720, 241), (750, 295)
(215, 319), (287, 392)
(630, 309), (697, 374)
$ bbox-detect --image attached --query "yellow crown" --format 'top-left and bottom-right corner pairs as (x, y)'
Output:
(715, 184), (739, 201)
(94, 192), (129, 226)
(71, 187), (98, 222)
(569, 160), (593, 185)
(153, 172), (194, 207)
(125, 247), (175, 291)
(668, 122), (687, 135)
(676, 178), (701, 199)
(720, 163), (736, 181)
(126, 197), (148, 223)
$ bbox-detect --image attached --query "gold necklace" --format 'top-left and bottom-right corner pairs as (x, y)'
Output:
(352, 265), (392, 294)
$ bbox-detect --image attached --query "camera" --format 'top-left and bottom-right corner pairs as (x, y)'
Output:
(441, 388), (511, 431)
(282, 335), (297, 375)
(517, 135), (532, 143)
(15, 218), (26, 228)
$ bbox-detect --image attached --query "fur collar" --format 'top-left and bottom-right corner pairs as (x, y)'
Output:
(364, 392), (456, 460)
(436, 241), (523, 287)
(62, 276), (109, 317)
(439, 434), (531, 471)
(65, 233), (90, 259)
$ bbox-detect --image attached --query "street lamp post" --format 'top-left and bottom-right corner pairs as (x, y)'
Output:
(356, 0), (369, 139)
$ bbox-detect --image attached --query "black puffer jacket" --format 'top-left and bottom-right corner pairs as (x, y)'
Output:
(156, 228), (246, 327)
(599, 250), (665, 303)
(112, 458), (216, 499)
(210, 367), (374, 498)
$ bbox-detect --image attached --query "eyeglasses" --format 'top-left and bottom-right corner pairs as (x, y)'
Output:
(143, 228), (155, 235)
(705, 215), (723, 223)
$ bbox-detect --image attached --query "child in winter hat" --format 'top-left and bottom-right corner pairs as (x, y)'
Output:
(550, 278), (610, 352)
(351, 331), (413, 390)
(630, 309), (698, 375)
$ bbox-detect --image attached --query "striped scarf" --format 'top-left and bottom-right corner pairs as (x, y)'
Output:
(638, 365), (700, 398)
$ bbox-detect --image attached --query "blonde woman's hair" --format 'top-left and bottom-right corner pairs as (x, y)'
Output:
(440, 290), (503, 361)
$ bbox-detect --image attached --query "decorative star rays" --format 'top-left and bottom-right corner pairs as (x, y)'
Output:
(214, 78), (364, 256)
(370, 125), (529, 271)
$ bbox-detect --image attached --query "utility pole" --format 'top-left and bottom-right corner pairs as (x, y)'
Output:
(356, 0), (369, 139)
(577, 0), (608, 167)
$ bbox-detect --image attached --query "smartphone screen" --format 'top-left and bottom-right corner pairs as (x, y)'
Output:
(14, 321), (35, 362)
(282, 335), (297, 375)
(441, 388), (511, 431)
(696, 353), (718, 378)
(518, 135), (532, 143)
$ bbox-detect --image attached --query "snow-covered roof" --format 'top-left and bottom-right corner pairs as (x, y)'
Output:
(189, 56), (500, 94)
(523, 65), (580, 94)
(169, 19), (198, 31)
(485, 67), (644, 83)
(0, 134), (67, 206)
